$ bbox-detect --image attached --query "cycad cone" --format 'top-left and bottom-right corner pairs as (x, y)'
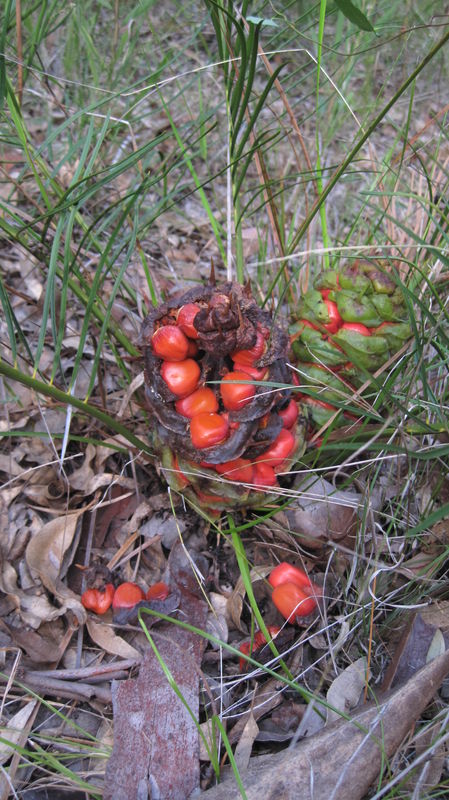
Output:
(290, 261), (412, 428)
(141, 281), (307, 513)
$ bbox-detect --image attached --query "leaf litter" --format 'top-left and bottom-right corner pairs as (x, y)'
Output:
(1, 415), (448, 798)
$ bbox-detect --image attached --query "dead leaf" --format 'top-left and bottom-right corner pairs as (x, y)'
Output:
(26, 511), (86, 623)
(0, 699), (38, 800)
(405, 718), (447, 795)
(228, 565), (271, 632)
(0, 561), (71, 629)
(273, 476), (367, 551)
(326, 657), (367, 724)
(382, 611), (449, 691)
(201, 649), (449, 800)
(69, 443), (136, 494)
(234, 714), (259, 773)
(199, 719), (218, 762)
(0, 700), (37, 765)
(421, 600), (449, 630)
(227, 678), (284, 745)
(205, 594), (229, 648)
(426, 628), (446, 662)
(86, 617), (141, 660)
(0, 618), (74, 664)
(396, 521), (449, 580)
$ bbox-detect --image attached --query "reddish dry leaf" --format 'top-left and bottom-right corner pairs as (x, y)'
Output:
(104, 542), (208, 800)
(202, 649), (449, 800)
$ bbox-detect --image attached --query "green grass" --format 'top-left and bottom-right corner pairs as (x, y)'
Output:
(1, 0), (448, 796)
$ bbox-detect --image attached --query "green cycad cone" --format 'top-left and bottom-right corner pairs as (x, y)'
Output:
(290, 261), (412, 428)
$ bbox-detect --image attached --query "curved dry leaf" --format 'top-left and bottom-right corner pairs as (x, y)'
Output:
(0, 562), (60, 629)
(426, 629), (446, 663)
(0, 618), (74, 663)
(206, 612), (228, 646)
(326, 657), (367, 724)
(86, 617), (141, 660)
(69, 443), (136, 494)
(276, 476), (381, 551)
(234, 713), (259, 773)
(228, 565), (271, 632)
(68, 443), (96, 491)
(207, 592), (229, 644)
(26, 510), (86, 623)
(421, 601), (449, 630)
(0, 700), (37, 766)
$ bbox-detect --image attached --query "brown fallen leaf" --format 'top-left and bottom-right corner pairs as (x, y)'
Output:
(234, 713), (259, 773)
(326, 657), (367, 724)
(104, 542), (208, 800)
(227, 565), (271, 632)
(25, 510), (86, 623)
(0, 618), (74, 664)
(382, 611), (449, 691)
(227, 677), (285, 746)
(201, 649), (449, 800)
(272, 476), (367, 551)
(86, 617), (142, 661)
(0, 699), (38, 800)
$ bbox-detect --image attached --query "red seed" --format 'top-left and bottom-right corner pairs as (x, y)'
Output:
(81, 584), (115, 615)
(215, 458), (254, 482)
(186, 339), (198, 357)
(175, 386), (218, 418)
(236, 363), (268, 381)
(231, 330), (266, 366)
(160, 359), (200, 397)
(112, 582), (145, 610)
(256, 428), (295, 467)
(252, 462), (277, 487)
(272, 582), (317, 622)
(190, 412), (229, 449)
(269, 562), (315, 592)
(323, 300), (343, 334)
(146, 582), (170, 601)
(278, 399), (299, 429)
(152, 325), (189, 361)
(340, 322), (371, 336)
(221, 371), (255, 411)
(177, 303), (200, 339)
(172, 456), (190, 488)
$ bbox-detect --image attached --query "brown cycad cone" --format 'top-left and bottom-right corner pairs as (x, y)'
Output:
(141, 281), (306, 512)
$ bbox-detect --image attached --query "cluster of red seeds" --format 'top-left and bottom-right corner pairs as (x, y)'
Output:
(81, 581), (170, 615)
(238, 562), (322, 670)
(151, 302), (299, 490)
(268, 562), (321, 622)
